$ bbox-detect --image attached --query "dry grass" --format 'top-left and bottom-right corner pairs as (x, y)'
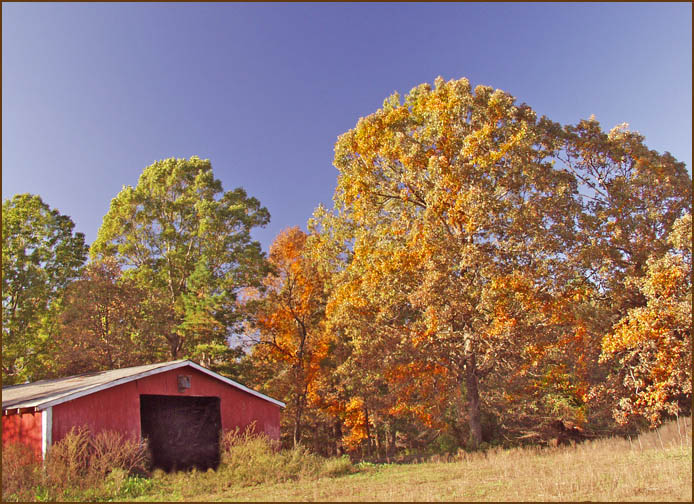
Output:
(1, 442), (41, 501)
(133, 417), (691, 502)
(138, 427), (356, 500)
(1, 427), (151, 502)
(4, 418), (690, 501)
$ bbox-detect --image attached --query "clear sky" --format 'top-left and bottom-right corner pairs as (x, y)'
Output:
(3, 2), (692, 253)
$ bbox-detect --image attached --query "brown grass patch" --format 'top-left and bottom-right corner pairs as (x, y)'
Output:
(182, 417), (692, 502)
(1, 427), (150, 502)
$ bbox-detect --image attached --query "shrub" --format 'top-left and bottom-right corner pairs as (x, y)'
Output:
(104, 468), (155, 499)
(89, 429), (150, 477)
(320, 455), (357, 477)
(44, 426), (93, 489)
(43, 427), (149, 490)
(220, 429), (321, 485)
(217, 426), (356, 487)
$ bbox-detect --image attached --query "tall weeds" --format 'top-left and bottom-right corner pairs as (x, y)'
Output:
(2, 424), (354, 501)
(149, 425), (356, 499)
(1, 442), (40, 501)
(220, 425), (355, 482)
(1, 427), (150, 502)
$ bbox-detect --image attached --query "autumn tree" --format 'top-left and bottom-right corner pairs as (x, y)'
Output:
(244, 227), (329, 447)
(314, 77), (599, 449)
(2, 194), (88, 384)
(53, 259), (160, 375)
(549, 118), (692, 431)
(555, 119), (691, 314)
(598, 212), (691, 428)
(91, 156), (270, 368)
(306, 207), (447, 453)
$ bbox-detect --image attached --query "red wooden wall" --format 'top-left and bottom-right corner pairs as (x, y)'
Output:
(2, 411), (42, 458)
(51, 366), (280, 443)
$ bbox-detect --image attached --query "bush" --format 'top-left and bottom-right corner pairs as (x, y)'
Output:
(44, 426), (92, 489)
(320, 455), (357, 477)
(220, 428), (323, 485)
(104, 468), (155, 499)
(43, 427), (149, 488)
(218, 426), (356, 486)
(89, 429), (150, 477)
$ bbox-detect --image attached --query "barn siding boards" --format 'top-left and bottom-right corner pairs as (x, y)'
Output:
(1, 410), (43, 458)
(51, 381), (142, 442)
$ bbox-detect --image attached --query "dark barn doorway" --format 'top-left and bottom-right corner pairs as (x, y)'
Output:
(140, 394), (221, 472)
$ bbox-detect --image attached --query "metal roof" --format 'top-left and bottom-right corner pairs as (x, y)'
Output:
(2, 360), (285, 411)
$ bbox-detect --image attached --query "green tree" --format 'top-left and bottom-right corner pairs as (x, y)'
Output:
(90, 156), (270, 367)
(2, 194), (88, 384)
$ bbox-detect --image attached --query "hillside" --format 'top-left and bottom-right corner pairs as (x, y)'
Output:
(132, 418), (691, 502)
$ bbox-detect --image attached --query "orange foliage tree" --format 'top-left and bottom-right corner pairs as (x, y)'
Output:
(243, 227), (330, 447)
(598, 213), (691, 427)
(313, 77), (584, 448)
(246, 78), (691, 452)
(551, 118), (692, 431)
(309, 77), (692, 449)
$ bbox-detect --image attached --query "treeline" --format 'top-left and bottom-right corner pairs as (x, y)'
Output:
(3, 78), (691, 456)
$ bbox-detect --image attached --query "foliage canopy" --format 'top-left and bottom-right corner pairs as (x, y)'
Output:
(91, 156), (270, 365)
(2, 194), (88, 383)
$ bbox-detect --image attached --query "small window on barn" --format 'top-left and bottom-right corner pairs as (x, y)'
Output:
(177, 375), (191, 392)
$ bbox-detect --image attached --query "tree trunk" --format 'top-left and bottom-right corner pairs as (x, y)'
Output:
(375, 425), (383, 459)
(293, 398), (304, 447)
(364, 405), (372, 456)
(388, 426), (397, 456)
(334, 420), (344, 456)
(465, 352), (483, 449)
(167, 334), (181, 359)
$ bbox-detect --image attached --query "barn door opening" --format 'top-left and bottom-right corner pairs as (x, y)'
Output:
(140, 394), (221, 472)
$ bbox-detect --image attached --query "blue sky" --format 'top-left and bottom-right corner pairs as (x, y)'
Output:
(3, 2), (692, 253)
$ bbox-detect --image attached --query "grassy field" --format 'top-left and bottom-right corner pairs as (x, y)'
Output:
(131, 418), (692, 502)
(3, 417), (690, 501)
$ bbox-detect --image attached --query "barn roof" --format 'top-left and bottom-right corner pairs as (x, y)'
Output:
(2, 360), (285, 411)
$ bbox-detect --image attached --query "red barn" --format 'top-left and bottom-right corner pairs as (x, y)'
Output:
(2, 360), (284, 470)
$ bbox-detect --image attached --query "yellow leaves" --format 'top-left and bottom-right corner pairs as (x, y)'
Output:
(602, 305), (676, 357)
(486, 310), (518, 340)
(643, 258), (687, 298)
(341, 397), (368, 449)
(461, 123), (493, 159)
(316, 75), (690, 440)
(598, 222), (692, 426)
(382, 360), (450, 430)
